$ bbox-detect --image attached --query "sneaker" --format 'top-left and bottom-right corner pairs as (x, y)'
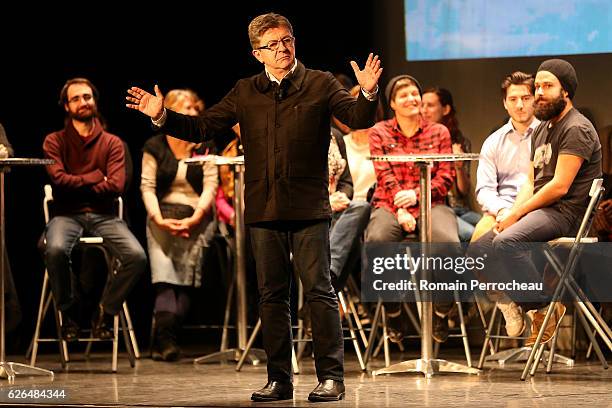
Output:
(432, 312), (449, 343)
(525, 303), (566, 347)
(497, 301), (525, 337)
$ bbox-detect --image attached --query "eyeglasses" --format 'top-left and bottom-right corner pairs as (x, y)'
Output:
(256, 36), (295, 51)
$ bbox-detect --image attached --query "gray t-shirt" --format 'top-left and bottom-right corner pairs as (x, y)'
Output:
(531, 108), (602, 219)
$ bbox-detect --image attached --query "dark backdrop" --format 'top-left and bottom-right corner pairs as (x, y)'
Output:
(4, 2), (611, 352)
(0, 2), (376, 352)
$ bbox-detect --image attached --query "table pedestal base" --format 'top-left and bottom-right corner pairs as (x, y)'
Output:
(194, 348), (266, 365)
(486, 346), (574, 367)
(0, 361), (54, 384)
(373, 358), (480, 379)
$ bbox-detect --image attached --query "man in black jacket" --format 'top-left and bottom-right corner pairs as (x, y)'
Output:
(127, 12), (381, 402)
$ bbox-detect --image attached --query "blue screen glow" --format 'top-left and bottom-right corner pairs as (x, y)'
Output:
(405, 0), (612, 61)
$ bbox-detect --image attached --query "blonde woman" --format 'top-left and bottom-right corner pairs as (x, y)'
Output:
(141, 89), (218, 361)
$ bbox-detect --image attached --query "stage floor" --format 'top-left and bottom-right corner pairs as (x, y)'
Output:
(1, 348), (611, 407)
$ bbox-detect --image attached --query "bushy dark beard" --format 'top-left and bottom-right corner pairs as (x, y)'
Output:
(534, 94), (566, 121)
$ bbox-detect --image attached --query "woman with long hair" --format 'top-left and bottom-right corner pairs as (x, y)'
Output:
(421, 87), (481, 241)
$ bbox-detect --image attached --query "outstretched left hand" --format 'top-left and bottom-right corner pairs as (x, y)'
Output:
(350, 53), (383, 94)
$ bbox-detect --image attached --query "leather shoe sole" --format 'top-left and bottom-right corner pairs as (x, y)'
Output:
(251, 382), (293, 402)
(251, 392), (293, 402)
(308, 392), (345, 402)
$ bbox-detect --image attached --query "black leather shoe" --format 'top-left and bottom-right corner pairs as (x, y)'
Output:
(432, 313), (449, 343)
(60, 316), (80, 342)
(91, 304), (114, 340)
(308, 379), (345, 402)
(251, 381), (293, 402)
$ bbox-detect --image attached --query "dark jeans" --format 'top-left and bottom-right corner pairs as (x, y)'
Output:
(454, 206), (482, 242)
(250, 220), (343, 382)
(365, 205), (459, 314)
(470, 207), (580, 308)
(44, 213), (147, 315)
(330, 201), (371, 291)
(365, 205), (460, 243)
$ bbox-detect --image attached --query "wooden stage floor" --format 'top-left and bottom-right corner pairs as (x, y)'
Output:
(1, 348), (611, 407)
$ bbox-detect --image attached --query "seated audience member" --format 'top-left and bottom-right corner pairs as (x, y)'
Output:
(470, 59), (602, 345)
(472, 72), (540, 242)
(592, 130), (612, 241)
(0, 122), (14, 158)
(141, 89), (218, 361)
(592, 173), (612, 241)
(421, 87), (481, 241)
(43, 78), (147, 341)
(366, 75), (457, 342)
(0, 122), (21, 338)
(330, 73), (357, 138)
(329, 85), (380, 292)
(215, 137), (239, 227)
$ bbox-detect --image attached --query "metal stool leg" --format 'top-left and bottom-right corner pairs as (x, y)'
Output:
(546, 331), (559, 373)
(433, 341), (440, 359)
(85, 337), (93, 358)
(112, 314), (119, 373)
(475, 299), (497, 355)
(236, 318), (261, 371)
(122, 302), (140, 359)
(120, 311), (136, 368)
(576, 304), (608, 369)
(402, 302), (421, 335)
(570, 306), (577, 359)
(529, 342), (547, 377)
(53, 304), (68, 368)
(455, 297), (472, 367)
(381, 306), (391, 368)
(348, 293), (368, 347)
(220, 275), (235, 352)
(29, 272), (50, 366)
(363, 299), (382, 365)
(338, 291), (366, 371)
(478, 305), (498, 369)
(521, 301), (563, 380)
(291, 345), (299, 374)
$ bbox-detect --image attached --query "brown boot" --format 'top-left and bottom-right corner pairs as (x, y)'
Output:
(525, 303), (566, 347)
(152, 312), (180, 362)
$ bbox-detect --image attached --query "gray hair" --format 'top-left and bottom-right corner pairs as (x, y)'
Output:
(248, 13), (293, 49)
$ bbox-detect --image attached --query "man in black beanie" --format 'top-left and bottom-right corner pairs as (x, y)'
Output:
(470, 58), (602, 345)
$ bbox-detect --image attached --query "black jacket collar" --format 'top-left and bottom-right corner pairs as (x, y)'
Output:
(255, 60), (306, 95)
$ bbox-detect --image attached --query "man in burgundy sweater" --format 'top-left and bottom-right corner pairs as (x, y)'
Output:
(43, 78), (146, 341)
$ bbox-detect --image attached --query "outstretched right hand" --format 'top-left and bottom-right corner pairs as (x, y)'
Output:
(126, 85), (165, 120)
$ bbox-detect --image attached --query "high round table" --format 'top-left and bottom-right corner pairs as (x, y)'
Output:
(0, 158), (55, 383)
(185, 155), (266, 366)
(369, 153), (481, 378)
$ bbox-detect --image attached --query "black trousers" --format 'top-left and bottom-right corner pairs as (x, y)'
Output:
(250, 220), (344, 382)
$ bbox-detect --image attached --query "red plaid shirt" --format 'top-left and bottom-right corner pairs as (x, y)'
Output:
(368, 117), (454, 218)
